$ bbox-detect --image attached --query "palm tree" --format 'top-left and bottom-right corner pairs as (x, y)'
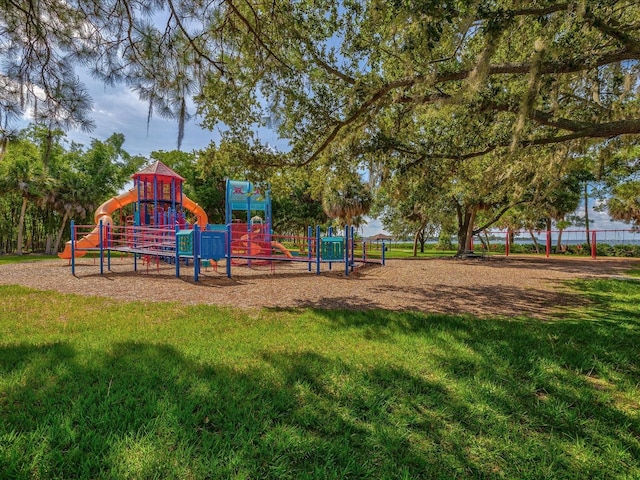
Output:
(0, 138), (45, 254)
(49, 169), (95, 254)
(322, 179), (372, 228)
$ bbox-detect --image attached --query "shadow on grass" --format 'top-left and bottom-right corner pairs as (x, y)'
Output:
(1, 280), (640, 478)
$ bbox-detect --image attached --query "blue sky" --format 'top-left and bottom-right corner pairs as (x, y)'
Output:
(56, 79), (632, 237)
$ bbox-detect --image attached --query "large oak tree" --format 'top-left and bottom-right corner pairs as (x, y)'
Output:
(3, 1), (640, 250)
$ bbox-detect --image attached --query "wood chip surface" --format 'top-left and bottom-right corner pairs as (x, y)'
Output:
(1, 255), (638, 319)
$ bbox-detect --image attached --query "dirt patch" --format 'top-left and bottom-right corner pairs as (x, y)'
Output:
(1, 255), (637, 318)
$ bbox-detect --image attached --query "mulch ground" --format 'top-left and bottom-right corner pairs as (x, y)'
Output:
(1, 255), (638, 319)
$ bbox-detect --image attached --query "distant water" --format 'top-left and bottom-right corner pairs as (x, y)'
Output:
(393, 231), (640, 246)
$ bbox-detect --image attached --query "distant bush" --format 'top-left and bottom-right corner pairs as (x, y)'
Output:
(591, 243), (640, 257)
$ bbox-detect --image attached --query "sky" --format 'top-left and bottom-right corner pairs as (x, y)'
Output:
(63, 76), (216, 156)
(40, 77), (634, 237)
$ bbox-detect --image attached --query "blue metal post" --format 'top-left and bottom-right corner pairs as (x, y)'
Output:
(225, 179), (231, 225)
(175, 224), (180, 278)
(328, 226), (333, 270)
(194, 224), (200, 282)
(99, 220), (104, 275)
(226, 223), (232, 278)
(350, 226), (355, 272)
(70, 220), (75, 275)
(344, 225), (349, 277)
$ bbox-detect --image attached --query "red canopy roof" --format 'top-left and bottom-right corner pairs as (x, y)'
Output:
(132, 160), (185, 182)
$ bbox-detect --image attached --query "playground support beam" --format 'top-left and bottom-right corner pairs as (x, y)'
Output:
(99, 219), (104, 276)
(316, 225), (321, 275)
(194, 224), (200, 282)
(344, 225), (349, 277)
(351, 226), (355, 273)
(226, 223), (232, 278)
(328, 226), (333, 271)
(175, 224), (180, 278)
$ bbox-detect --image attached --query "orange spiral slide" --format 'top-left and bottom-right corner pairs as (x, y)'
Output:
(58, 190), (208, 259)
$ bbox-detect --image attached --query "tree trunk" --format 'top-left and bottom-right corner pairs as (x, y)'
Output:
(465, 208), (477, 252)
(528, 228), (540, 254)
(456, 207), (476, 256)
(413, 220), (428, 256)
(481, 229), (490, 251)
(0, 136), (7, 161)
(16, 196), (28, 255)
(53, 211), (69, 254)
(556, 227), (565, 253)
(45, 234), (53, 255)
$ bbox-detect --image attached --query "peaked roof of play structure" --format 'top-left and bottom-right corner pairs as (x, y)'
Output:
(132, 160), (185, 182)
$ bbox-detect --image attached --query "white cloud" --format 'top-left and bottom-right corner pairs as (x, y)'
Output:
(62, 75), (217, 156)
(359, 217), (390, 238)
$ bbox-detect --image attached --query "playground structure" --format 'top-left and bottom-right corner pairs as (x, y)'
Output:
(58, 161), (207, 259)
(63, 161), (385, 280)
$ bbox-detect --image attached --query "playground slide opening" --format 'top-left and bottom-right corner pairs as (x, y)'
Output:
(58, 189), (137, 259)
(181, 196), (208, 226)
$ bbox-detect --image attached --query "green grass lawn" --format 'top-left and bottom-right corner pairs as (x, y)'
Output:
(1, 273), (639, 478)
(0, 254), (54, 265)
(369, 246), (457, 259)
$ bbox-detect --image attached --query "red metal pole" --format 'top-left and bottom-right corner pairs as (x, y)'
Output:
(546, 231), (551, 258)
(591, 231), (597, 259)
(505, 231), (510, 257)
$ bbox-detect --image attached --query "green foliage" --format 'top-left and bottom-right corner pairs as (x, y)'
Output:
(608, 181), (640, 225)
(272, 179), (327, 235)
(322, 177), (372, 228)
(1, 276), (640, 477)
(0, 125), (140, 253)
